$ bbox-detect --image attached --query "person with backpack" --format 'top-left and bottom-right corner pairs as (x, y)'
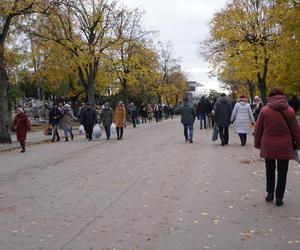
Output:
(254, 88), (300, 206)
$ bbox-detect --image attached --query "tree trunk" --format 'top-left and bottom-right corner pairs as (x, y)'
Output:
(0, 46), (12, 143)
(247, 80), (255, 104)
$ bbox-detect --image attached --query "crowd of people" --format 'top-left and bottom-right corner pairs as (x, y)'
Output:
(175, 88), (300, 207)
(11, 88), (300, 207)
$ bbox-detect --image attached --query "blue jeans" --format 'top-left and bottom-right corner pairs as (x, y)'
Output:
(199, 112), (206, 129)
(183, 124), (193, 140)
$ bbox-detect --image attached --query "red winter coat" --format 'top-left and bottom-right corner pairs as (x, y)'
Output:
(254, 95), (300, 159)
(13, 113), (31, 141)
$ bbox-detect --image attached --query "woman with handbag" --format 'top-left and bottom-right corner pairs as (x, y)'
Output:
(254, 88), (300, 206)
(12, 107), (31, 153)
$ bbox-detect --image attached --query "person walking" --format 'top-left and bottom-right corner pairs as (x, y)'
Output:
(214, 93), (232, 146)
(140, 103), (148, 124)
(147, 104), (153, 122)
(49, 103), (61, 143)
(154, 104), (160, 123)
(61, 104), (74, 142)
(252, 96), (264, 121)
(81, 103), (97, 141)
(254, 88), (300, 206)
(12, 107), (31, 153)
(128, 103), (138, 128)
(113, 101), (126, 140)
(230, 95), (255, 146)
(197, 96), (210, 129)
(100, 102), (114, 140)
(175, 97), (196, 143)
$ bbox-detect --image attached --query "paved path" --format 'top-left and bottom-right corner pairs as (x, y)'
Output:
(0, 118), (300, 250)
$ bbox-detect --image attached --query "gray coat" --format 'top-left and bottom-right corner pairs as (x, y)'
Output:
(175, 102), (195, 125)
(100, 108), (114, 127)
(214, 96), (232, 127)
(230, 102), (255, 133)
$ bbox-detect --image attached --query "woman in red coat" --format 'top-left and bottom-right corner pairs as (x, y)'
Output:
(254, 88), (300, 206)
(12, 107), (31, 153)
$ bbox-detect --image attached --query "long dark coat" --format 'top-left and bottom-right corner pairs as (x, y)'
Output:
(13, 113), (31, 141)
(214, 96), (232, 127)
(254, 95), (300, 159)
(81, 108), (97, 129)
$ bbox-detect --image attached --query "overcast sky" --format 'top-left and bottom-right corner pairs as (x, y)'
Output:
(123, 0), (227, 91)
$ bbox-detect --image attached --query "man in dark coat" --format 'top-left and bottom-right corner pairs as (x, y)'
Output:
(100, 102), (114, 140)
(175, 97), (196, 143)
(128, 103), (138, 128)
(49, 103), (61, 143)
(140, 103), (148, 123)
(214, 93), (232, 145)
(197, 96), (210, 129)
(81, 103), (97, 141)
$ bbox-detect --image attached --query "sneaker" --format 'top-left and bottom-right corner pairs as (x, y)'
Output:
(21, 149), (25, 153)
(189, 139), (193, 143)
(185, 139), (189, 143)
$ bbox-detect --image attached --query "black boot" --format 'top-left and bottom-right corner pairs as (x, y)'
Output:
(20, 141), (26, 153)
(265, 193), (274, 202)
(65, 137), (69, 142)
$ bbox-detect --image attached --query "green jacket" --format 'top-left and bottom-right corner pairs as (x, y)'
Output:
(175, 102), (195, 125)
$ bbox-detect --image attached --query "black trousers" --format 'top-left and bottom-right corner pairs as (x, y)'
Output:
(218, 126), (229, 144)
(116, 127), (123, 139)
(265, 159), (289, 201)
(85, 125), (93, 140)
(19, 140), (25, 151)
(238, 133), (247, 145)
(104, 126), (111, 139)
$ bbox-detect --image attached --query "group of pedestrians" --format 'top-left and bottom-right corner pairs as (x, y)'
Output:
(175, 88), (300, 207)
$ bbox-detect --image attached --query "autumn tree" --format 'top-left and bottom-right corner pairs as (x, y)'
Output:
(106, 7), (153, 107)
(201, 0), (285, 103)
(0, 0), (57, 143)
(28, 0), (117, 105)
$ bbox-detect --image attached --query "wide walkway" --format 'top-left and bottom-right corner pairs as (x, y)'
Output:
(0, 118), (299, 250)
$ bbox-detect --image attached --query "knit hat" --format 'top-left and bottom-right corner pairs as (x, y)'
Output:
(268, 87), (284, 97)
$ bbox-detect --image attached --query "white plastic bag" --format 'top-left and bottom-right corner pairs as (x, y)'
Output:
(79, 125), (85, 135)
(110, 123), (117, 135)
(294, 150), (300, 164)
(92, 124), (101, 139)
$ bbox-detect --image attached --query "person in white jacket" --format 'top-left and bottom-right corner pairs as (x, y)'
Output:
(230, 95), (255, 146)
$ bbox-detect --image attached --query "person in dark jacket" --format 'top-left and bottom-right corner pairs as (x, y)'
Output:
(81, 103), (97, 141)
(175, 97), (196, 143)
(140, 103), (148, 124)
(214, 93), (232, 146)
(255, 88), (300, 206)
(100, 102), (114, 140)
(49, 103), (61, 143)
(288, 94), (300, 114)
(128, 103), (138, 128)
(12, 107), (31, 153)
(197, 96), (210, 129)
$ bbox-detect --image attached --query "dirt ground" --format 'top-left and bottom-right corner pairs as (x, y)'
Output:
(0, 118), (299, 250)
